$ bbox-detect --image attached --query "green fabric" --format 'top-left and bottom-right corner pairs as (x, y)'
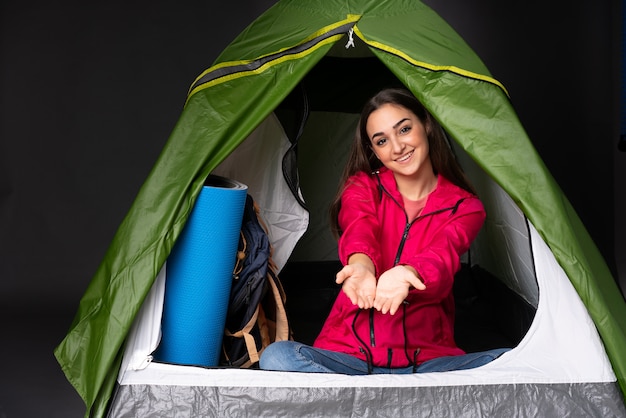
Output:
(54, 31), (332, 418)
(54, 0), (626, 415)
(372, 49), (626, 399)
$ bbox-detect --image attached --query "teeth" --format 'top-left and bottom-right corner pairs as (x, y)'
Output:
(397, 151), (413, 162)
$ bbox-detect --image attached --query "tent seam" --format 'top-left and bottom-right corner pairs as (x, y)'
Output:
(185, 16), (361, 104)
(352, 26), (509, 96)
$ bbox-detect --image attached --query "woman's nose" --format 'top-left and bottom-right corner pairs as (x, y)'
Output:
(391, 137), (404, 154)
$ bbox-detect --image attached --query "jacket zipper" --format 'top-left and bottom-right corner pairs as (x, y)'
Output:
(353, 310), (374, 374)
(394, 223), (412, 266)
(369, 309), (376, 346)
(370, 172), (466, 361)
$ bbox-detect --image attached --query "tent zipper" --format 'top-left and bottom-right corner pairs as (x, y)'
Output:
(187, 20), (358, 101)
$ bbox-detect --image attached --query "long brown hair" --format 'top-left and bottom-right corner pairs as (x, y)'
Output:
(329, 88), (477, 238)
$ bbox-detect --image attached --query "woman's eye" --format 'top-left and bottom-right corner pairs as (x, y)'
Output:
(400, 125), (411, 134)
(376, 138), (387, 146)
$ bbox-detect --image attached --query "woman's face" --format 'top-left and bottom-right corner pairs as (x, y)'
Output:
(366, 103), (431, 181)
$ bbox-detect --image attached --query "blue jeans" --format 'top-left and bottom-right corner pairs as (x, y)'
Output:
(259, 341), (509, 375)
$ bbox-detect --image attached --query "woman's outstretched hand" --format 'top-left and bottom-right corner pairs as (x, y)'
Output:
(336, 254), (377, 309)
(337, 256), (425, 314)
(374, 265), (426, 315)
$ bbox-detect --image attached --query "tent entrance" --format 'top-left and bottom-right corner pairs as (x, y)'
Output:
(108, 31), (622, 418)
(272, 92), (537, 352)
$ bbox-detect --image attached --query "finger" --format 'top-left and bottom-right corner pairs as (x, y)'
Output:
(376, 302), (386, 314)
(408, 275), (426, 291)
(337, 264), (357, 284)
(336, 266), (350, 284)
(355, 291), (364, 309)
(373, 296), (387, 314)
(382, 299), (393, 315)
(375, 294), (403, 315)
(362, 294), (374, 310)
(388, 299), (402, 315)
(342, 286), (358, 305)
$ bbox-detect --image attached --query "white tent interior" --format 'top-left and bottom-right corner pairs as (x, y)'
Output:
(108, 112), (624, 416)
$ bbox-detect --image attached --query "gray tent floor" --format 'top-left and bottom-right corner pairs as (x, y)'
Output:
(0, 303), (85, 417)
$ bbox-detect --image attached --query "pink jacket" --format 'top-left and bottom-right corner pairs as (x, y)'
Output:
(313, 168), (486, 368)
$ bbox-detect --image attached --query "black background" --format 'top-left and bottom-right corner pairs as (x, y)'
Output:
(1, 0), (623, 416)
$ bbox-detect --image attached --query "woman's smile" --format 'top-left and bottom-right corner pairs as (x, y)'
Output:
(395, 150), (414, 163)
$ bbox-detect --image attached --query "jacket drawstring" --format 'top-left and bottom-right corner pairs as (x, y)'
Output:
(402, 301), (412, 365)
(352, 303), (421, 373)
(352, 309), (373, 374)
(374, 170), (383, 202)
(401, 301), (421, 372)
(412, 348), (421, 373)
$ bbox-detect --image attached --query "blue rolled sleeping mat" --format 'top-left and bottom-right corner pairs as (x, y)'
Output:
(154, 175), (248, 367)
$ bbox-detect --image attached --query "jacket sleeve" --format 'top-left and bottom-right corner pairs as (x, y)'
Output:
(403, 197), (485, 302)
(337, 173), (383, 275)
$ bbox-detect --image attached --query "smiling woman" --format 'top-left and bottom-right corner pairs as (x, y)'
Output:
(260, 88), (510, 374)
(367, 104), (436, 199)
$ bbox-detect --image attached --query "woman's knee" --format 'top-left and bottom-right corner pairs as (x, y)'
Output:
(259, 341), (300, 371)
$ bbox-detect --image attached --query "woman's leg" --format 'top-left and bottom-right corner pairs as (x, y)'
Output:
(260, 343), (509, 374)
(414, 348), (510, 373)
(259, 341), (371, 375)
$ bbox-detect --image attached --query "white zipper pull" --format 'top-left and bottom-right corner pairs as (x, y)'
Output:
(345, 28), (355, 49)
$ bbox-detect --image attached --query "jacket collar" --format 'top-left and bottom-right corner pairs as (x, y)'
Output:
(374, 167), (471, 213)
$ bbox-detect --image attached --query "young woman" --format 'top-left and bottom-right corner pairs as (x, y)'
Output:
(260, 88), (508, 374)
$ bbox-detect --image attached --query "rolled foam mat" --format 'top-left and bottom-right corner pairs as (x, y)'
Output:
(154, 175), (248, 367)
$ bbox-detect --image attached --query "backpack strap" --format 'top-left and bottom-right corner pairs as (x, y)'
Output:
(224, 305), (262, 366)
(222, 268), (290, 367)
(267, 268), (290, 342)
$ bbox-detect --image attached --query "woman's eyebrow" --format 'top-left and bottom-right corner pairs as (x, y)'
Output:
(371, 118), (410, 140)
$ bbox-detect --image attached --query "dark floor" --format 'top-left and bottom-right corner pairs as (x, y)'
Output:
(0, 302), (85, 418)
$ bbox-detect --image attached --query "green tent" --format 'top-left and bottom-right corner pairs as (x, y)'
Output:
(55, 1), (626, 416)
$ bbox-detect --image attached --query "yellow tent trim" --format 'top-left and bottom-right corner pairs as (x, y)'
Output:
(186, 15), (362, 102)
(353, 26), (509, 96)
